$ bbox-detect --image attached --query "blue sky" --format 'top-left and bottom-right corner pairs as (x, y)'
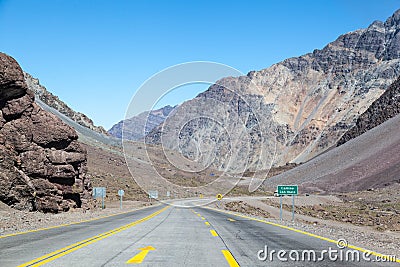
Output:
(0, 0), (399, 129)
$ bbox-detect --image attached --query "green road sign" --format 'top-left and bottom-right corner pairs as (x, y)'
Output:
(277, 185), (298, 195)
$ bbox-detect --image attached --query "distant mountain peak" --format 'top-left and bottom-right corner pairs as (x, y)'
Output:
(386, 8), (400, 27)
(108, 105), (177, 140)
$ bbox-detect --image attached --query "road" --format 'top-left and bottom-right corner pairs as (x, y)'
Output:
(1, 201), (398, 266)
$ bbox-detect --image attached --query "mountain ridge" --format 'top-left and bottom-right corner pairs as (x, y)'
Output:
(145, 9), (400, 174)
(108, 105), (176, 140)
(24, 72), (109, 136)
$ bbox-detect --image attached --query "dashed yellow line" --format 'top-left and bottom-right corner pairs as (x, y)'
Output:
(17, 206), (169, 267)
(227, 218), (236, 222)
(221, 250), (240, 267)
(0, 204), (160, 239)
(210, 229), (218, 237)
(205, 222), (210, 226)
(201, 217), (205, 220)
(206, 207), (400, 263)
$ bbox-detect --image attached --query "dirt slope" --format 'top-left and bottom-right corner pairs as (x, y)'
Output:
(263, 114), (400, 193)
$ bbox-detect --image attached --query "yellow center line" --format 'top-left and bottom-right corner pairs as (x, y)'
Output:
(210, 229), (218, 237)
(227, 218), (236, 222)
(205, 207), (400, 263)
(205, 222), (210, 226)
(221, 250), (240, 267)
(17, 206), (169, 267)
(0, 204), (160, 239)
(201, 217), (205, 220)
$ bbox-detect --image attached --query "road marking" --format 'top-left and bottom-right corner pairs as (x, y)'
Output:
(205, 222), (210, 226)
(197, 214), (201, 217)
(227, 218), (236, 222)
(0, 204), (160, 239)
(210, 229), (218, 236)
(201, 217), (205, 220)
(221, 250), (240, 267)
(126, 246), (155, 264)
(206, 207), (400, 263)
(17, 206), (169, 267)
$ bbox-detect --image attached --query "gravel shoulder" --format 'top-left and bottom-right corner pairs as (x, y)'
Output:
(212, 191), (400, 260)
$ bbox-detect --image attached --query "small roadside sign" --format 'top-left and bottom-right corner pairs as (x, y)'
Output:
(118, 189), (125, 196)
(118, 189), (124, 209)
(277, 185), (298, 222)
(149, 190), (158, 199)
(277, 185), (298, 195)
(93, 187), (106, 198)
(93, 187), (106, 209)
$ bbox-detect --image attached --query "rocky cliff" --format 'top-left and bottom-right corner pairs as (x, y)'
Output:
(24, 72), (109, 136)
(109, 105), (176, 140)
(337, 75), (400, 146)
(146, 10), (400, 174)
(0, 53), (92, 212)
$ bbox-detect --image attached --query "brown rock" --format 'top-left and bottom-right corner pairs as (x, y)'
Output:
(0, 53), (27, 101)
(2, 89), (34, 120)
(0, 52), (92, 213)
(30, 103), (77, 149)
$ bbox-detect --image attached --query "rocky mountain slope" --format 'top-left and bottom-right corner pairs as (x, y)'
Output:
(24, 72), (108, 135)
(109, 105), (176, 140)
(146, 10), (400, 177)
(337, 74), (400, 146)
(263, 113), (400, 193)
(0, 53), (92, 212)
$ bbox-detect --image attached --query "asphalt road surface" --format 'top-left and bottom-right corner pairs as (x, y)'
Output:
(1, 201), (399, 266)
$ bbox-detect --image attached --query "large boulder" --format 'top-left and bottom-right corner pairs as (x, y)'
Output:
(0, 52), (92, 212)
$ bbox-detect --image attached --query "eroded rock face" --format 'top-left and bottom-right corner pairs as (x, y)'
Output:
(337, 75), (400, 146)
(0, 52), (92, 212)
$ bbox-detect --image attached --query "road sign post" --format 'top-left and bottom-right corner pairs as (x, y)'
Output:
(148, 190), (158, 202)
(292, 195), (295, 221)
(216, 194), (223, 208)
(118, 189), (125, 209)
(277, 185), (298, 221)
(93, 187), (106, 209)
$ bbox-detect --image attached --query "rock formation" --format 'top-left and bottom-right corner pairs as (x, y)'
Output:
(146, 9), (400, 174)
(109, 105), (176, 140)
(337, 75), (400, 146)
(24, 72), (109, 136)
(0, 52), (92, 212)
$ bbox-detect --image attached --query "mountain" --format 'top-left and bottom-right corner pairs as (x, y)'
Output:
(108, 105), (176, 140)
(263, 73), (400, 192)
(337, 74), (400, 146)
(24, 72), (109, 135)
(0, 52), (92, 212)
(146, 10), (400, 176)
(263, 113), (400, 193)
